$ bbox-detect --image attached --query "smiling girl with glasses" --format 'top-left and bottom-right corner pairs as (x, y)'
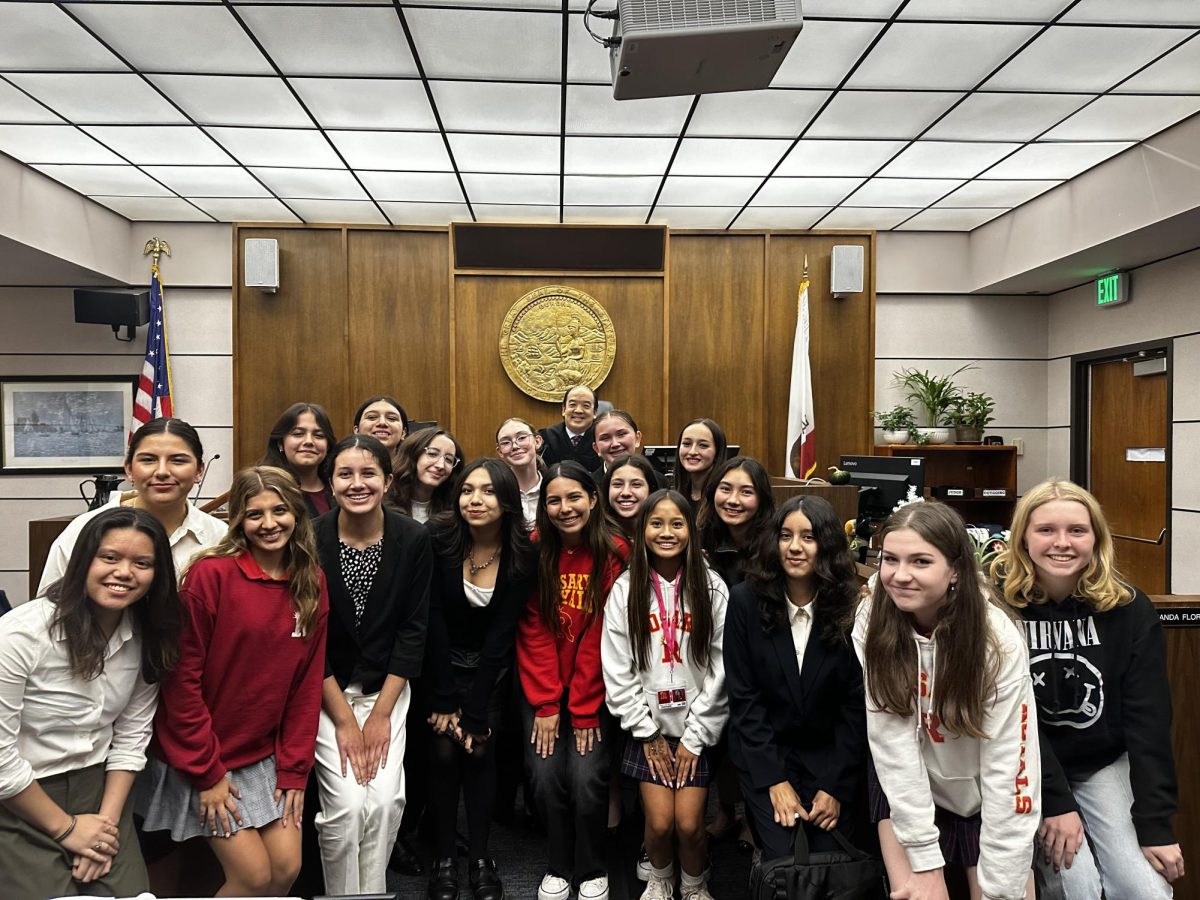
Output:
(389, 428), (465, 524)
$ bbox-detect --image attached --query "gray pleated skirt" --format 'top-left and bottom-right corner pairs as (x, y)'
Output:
(137, 754), (284, 841)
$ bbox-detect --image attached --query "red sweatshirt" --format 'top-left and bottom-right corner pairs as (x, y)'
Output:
(518, 537), (628, 728)
(153, 553), (329, 791)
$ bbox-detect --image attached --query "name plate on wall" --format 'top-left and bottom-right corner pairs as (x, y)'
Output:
(1159, 607), (1200, 628)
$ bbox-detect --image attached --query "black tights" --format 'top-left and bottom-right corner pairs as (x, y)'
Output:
(428, 730), (497, 860)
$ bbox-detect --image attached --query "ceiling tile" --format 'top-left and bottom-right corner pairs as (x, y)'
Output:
(0, 3), (125, 71)
(934, 179), (1060, 207)
(566, 13), (616, 84)
(379, 201), (473, 225)
(358, 171), (465, 203)
(141, 165), (270, 197)
(236, 6), (417, 77)
(776, 139), (907, 176)
(408, 0), (562, 9)
(293, 79), (437, 130)
(806, 91), (961, 139)
(563, 175), (661, 206)
(406, 9), (561, 80)
(206, 127), (341, 167)
(434, 81), (561, 134)
(563, 206), (651, 224)
(6, 74), (186, 125)
(898, 0), (1070, 20)
(1118, 37), (1200, 93)
(734, 207), (832, 229)
(879, 141), (1022, 178)
(771, 20), (887, 89)
(818, 207), (916, 229)
(0, 80), (64, 124)
(189, 197), (300, 223)
(687, 90), (830, 138)
(327, 130), (452, 171)
(801, 0), (901, 15)
(32, 164), (174, 197)
(150, 75), (311, 128)
(474, 204), (560, 223)
(896, 208), (1007, 230)
(449, 134), (559, 174)
(923, 92), (1093, 140)
(847, 23), (1041, 90)
(656, 176), (760, 207)
(985, 25), (1193, 92)
(566, 85), (690, 136)
(91, 195), (212, 221)
(648, 207), (741, 228)
(461, 173), (559, 205)
(0, 125), (124, 164)
(66, 4), (273, 74)
(285, 199), (387, 224)
(752, 176), (865, 206)
(83, 125), (234, 165)
(1042, 94), (1200, 141)
(250, 167), (366, 201)
(845, 177), (964, 206)
(1060, 0), (1200, 25)
(671, 138), (792, 176)
(981, 141), (1132, 179)
(564, 137), (677, 175)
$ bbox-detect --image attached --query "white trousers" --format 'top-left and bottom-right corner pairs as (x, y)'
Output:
(314, 682), (409, 894)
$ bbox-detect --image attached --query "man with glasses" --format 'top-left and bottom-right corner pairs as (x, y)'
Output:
(538, 384), (601, 471)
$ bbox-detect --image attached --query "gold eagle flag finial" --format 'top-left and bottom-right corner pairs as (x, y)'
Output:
(143, 237), (172, 268)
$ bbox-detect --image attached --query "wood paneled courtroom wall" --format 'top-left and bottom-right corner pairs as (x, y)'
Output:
(233, 224), (874, 473)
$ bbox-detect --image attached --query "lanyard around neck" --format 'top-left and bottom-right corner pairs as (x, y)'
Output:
(650, 569), (681, 676)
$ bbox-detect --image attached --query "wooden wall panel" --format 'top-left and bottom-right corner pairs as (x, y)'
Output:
(668, 234), (767, 455)
(452, 275), (664, 458)
(233, 227), (348, 468)
(347, 230), (450, 429)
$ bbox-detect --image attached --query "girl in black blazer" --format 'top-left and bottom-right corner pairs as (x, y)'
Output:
(723, 494), (867, 860)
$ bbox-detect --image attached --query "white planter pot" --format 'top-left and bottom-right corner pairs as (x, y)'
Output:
(882, 430), (911, 445)
(917, 427), (952, 444)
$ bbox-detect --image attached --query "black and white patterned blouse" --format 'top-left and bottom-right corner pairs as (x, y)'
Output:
(339, 538), (383, 627)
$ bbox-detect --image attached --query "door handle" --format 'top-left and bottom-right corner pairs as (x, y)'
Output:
(1112, 528), (1166, 545)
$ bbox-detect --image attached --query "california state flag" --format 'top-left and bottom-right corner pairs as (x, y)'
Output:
(785, 278), (816, 479)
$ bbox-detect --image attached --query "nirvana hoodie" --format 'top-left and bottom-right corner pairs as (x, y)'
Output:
(1013, 587), (1176, 846)
(852, 601), (1040, 900)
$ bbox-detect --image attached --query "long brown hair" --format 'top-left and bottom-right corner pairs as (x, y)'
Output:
(190, 466), (323, 637)
(673, 418), (727, 503)
(864, 502), (1003, 739)
(626, 490), (715, 672)
(390, 427), (464, 515)
(535, 462), (619, 633)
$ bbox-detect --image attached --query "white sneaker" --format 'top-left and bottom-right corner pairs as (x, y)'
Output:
(538, 872), (571, 900)
(578, 874), (609, 900)
(681, 884), (716, 900)
(635, 845), (651, 881)
(639, 873), (674, 900)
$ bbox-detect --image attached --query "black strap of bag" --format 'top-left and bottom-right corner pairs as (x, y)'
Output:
(754, 823), (887, 900)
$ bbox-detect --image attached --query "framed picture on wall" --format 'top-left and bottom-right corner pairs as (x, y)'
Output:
(0, 376), (137, 474)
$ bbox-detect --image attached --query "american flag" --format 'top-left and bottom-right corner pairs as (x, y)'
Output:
(130, 264), (174, 435)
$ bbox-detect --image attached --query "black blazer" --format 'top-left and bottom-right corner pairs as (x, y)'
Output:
(538, 422), (601, 470)
(724, 581), (867, 802)
(315, 508), (433, 695)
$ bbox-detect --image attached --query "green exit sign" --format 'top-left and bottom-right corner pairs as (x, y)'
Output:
(1097, 272), (1129, 307)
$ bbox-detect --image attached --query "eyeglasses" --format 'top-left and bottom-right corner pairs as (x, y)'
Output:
(422, 446), (459, 467)
(497, 432), (534, 452)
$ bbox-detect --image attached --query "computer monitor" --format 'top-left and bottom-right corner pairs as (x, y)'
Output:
(839, 454), (926, 521)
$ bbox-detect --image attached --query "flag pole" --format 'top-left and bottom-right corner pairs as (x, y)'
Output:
(143, 237), (171, 268)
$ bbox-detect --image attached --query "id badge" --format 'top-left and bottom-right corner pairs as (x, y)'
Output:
(657, 687), (687, 710)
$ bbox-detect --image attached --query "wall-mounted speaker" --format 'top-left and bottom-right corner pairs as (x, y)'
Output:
(245, 238), (279, 293)
(831, 245), (864, 298)
(74, 288), (149, 341)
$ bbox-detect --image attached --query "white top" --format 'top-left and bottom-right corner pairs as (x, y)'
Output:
(410, 500), (431, 524)
(518, 474), (542, 528)
(0, 597), (158, 800)
(463, 580), (495, 609)
(852, 600), (1040, 900)
(788, 601), (813, 670)
(602, 566), (729, 756)
(38, 493), (228, 596)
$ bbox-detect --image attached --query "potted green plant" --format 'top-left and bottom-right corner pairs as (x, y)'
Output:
(893, 364), (976, 444)
(949, 391), (996, 443)
(873, 406), (916, 444)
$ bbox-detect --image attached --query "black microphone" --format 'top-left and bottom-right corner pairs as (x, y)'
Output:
(192, 453), (221, 504)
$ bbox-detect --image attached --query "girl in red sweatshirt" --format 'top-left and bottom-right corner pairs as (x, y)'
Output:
(518, 461), (628, 900)
(139, 466), (328, 896)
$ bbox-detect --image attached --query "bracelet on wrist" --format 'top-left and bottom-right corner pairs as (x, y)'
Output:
(52, 814), (78, 843)
(642, 731), (662, 744)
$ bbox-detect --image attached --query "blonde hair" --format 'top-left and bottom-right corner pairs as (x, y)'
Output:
(990, 479), (1131, 612)
(192, 466), (324, 636)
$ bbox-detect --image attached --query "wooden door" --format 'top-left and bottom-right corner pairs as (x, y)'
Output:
(1087, 357), (1169, 592)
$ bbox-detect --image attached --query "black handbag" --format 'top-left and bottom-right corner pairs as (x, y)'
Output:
(749, 825), (888, 900)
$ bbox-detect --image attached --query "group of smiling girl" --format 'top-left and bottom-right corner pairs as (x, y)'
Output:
(0, 391), (1183, 900)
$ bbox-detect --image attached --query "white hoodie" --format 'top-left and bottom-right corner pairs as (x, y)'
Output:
(602, 566), (729, 755)
(852, 599), (1040, 900)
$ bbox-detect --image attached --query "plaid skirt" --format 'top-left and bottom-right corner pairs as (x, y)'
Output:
(867, 759), (981, 868)
(620, 736), (713, 788)
(137, 754), (285, 842)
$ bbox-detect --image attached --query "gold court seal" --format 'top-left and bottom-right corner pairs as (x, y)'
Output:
(499, 285), (616, 403)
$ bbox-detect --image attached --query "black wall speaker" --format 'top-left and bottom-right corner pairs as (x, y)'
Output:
(74, 289), (150, 341)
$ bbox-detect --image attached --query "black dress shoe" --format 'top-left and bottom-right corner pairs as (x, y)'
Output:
(390, 833), (425, 876)
(470, 857), (505, 900)
(428, 857), (458, 900)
